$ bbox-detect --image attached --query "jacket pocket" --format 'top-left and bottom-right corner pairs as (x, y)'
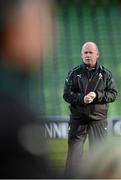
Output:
(90, 104), (108, 120)
(95, 104), (108, 111)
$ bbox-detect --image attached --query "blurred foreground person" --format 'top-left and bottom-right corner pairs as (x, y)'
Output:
(0, 0), (54, 178)
(80, 137), (121, 179)
(63, 42), (118, 177)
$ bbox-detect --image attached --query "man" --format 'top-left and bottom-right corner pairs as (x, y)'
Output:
(63, 42), (118, 177)
(0, 0), (54, 178)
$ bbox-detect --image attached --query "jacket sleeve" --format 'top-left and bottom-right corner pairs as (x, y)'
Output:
(95, 71), (118, 104)
(63, 70), (84, 105)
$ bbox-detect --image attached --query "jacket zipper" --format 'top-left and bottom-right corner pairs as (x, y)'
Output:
(85, 70), (99, 94)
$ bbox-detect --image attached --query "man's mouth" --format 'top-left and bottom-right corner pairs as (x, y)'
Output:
(86, 58), (91, 61)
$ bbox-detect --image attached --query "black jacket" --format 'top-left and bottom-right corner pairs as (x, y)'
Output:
(63, 63), (118, 121)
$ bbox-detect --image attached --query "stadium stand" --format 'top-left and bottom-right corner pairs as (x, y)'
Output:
(41, 0), (120, 117)
(30, 0), (121, 118)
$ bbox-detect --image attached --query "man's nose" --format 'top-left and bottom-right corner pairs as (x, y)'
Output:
(86, 53), (91, 57)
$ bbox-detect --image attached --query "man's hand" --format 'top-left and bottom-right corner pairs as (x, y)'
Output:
(84, 92), (96, 104)
(88, 92), (96, 100)
(84, 95), (93, 104)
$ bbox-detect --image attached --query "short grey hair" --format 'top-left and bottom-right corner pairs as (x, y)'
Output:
(81, 42), (99, 53)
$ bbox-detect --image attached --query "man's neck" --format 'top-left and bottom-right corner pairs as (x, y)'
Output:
(83, 63), (97, 71)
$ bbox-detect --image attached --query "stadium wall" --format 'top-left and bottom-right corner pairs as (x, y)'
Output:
(44, 117), (121, 139)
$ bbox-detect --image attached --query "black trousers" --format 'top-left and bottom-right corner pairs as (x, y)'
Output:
(65, 118), (108, 177)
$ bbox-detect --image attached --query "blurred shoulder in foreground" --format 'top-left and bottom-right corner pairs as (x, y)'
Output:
(80, 137), (121, 179)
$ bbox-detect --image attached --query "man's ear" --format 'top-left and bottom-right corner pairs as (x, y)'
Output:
(97, 52), (100, 59)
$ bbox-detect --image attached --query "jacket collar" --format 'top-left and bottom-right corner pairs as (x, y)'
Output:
(81, 62), (100, 71)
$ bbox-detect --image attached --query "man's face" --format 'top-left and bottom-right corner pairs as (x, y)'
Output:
(81, 43), (99, 68)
